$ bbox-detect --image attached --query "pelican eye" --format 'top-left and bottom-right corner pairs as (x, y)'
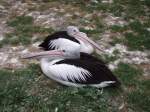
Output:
(62, 50), (66, 52)
(73, 29), (77, 32)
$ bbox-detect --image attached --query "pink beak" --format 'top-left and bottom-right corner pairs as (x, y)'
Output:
(21, 50), (64, 59)
(73, 32), (104, 53)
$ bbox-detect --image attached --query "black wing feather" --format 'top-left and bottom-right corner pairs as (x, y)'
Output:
(55, 54), (121, 87)
(80, 52), (106, 65)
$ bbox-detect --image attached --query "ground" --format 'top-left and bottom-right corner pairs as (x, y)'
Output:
(0, 0), (150, 112)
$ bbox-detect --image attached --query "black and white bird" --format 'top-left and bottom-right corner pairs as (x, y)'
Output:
(39, 26), (104, 54)
(22, 49), (121, 88)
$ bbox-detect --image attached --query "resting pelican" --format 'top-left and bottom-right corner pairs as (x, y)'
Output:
(39, 26), (104, 54)
(22, 50), (120, 88)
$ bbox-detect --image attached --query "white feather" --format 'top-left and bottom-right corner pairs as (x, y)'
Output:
(40, 58), (91, 83)
(48, 64), (91, 82)
(48, 38), (80, 51)
(89, 81), (115, 88)
(78, 40), (94, 54)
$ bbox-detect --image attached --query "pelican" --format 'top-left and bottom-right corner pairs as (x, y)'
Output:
(39, 26), (104, 54)
(22, 50), (121, 88)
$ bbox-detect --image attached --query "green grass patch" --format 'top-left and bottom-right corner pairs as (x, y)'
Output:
(46, 0), (149, 20)
(114, 63), (142, 86)
(103, 54), (118, 64)
(110, 20), (150, 51)
(0, 15), (54, 47)
(48, 87), (109, 112)
(124, 32), (150, 51)
(114, 63), (150, 111)
(7, 16), (33, 27)
(110, 25), (128, 33)
(139, 80), (150, 92)
(109, 37), (125, 46)
(125, 20), (150, 50)
(0, 64), (41, 111)
(54, 0), (149, 19)
(127, 90), (150, 112)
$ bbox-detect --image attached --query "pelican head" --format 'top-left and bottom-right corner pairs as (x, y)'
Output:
(67, 26), (80, 37)
(66, 26), (104, 53)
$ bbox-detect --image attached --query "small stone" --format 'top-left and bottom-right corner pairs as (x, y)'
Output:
(118, 103), (125, 110)
(10, 58), (19, 63)
(0, 35), (4, 41)
(32, 42), (41, 48)
(0, 5), (5, 9)
(147, 28), (150, 32)
(91, 0), (98, 3)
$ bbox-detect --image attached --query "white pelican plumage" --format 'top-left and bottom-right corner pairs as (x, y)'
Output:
(39, 26), (104, 54)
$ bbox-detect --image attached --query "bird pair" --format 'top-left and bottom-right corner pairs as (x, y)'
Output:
(23, 26), (121, 88)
